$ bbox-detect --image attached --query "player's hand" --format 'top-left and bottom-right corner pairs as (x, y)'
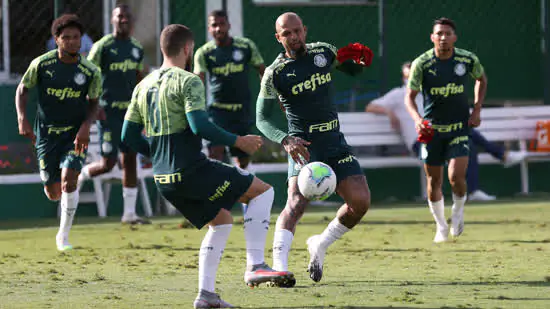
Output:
(282, 136), (311, 165)
(415, 119), (434, 144)
(468, 108), (481, 127)
(18, 118), (36, 144)
(96, 107), (106, 121)
(74, 123), (91, 155)
(235, 135), (263, 155)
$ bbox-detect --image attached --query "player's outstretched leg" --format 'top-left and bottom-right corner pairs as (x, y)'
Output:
(424, 164), (449, 243)
(448, 157), (468, 238)
(56, 168), (81, 251)
(307, 174), (369, 282)
(240, 180), (294, 287)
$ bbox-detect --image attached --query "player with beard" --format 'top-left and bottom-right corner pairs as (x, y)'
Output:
(122, 24), (294, 308)
(405, 18), (488, 243)
(256, 12), (373, 285)
(15, 14), (102, 251)
(194, 10), (265, 170)
(78, 4), (149, 224)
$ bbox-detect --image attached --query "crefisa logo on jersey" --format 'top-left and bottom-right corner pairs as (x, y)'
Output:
(233, 50), (244, 61)
(314, 54), (327, 67)
(454, 63), (466, 76)
(132, 47), (140, 59)
(74, 73), (86, 85)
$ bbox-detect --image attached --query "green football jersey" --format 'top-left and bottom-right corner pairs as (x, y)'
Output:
(408, 48), (484, 127)
(194, 37), (263, 114)
(88, 34), (144, 111)
(125, 67), (207, 175)
(259, 42), (341, 141)
(21, 50), (102, 126)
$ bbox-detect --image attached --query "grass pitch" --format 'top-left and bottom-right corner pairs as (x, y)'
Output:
(0, 201), (549, 309)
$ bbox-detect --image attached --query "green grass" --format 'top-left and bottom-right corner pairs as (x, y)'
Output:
(0, 201), (549, 309)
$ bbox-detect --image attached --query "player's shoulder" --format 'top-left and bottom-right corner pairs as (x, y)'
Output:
(196, 40), (216, 54)
(266, 53), (291, 76)
(79, 57), (101, 73)
(411, 49), (436, 69)
(30, 50), (58, 67)
(129, 37), (144, 49)
(94, 34), (115, 47)
(233, 36), (257, 48)
(454, 47), (479, 61)
(307, 42), (337, 54)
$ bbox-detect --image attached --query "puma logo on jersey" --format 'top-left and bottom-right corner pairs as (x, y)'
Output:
(209, 55), (216, 61)
(45, 70), (54, 78)
(110, 48), (118, 55)
(428, 69), (437, 76)
(287, 71), (296, 77)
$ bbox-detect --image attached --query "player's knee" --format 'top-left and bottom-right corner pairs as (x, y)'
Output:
(348, 191), (370, 217)
(61, 179), (77, 193)
(448, 173), (465, 187)
(44, 187), (61, 201)
(102, 157), (117, 171)
(426, 175), (442, 189)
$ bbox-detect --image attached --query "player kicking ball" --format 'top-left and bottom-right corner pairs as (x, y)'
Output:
(121, 24), (293, 308)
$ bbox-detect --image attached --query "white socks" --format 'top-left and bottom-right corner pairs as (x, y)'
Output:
(272, 228), (294, 271)
(58, 191), (79, 243)
(318, 218), (350, 250)
(452, 193), (466, 215)
(198, 224), (232, 293)
(243, 188), (273, 266)
(428, 199), (447, 229)
(122, 187), (138, 218)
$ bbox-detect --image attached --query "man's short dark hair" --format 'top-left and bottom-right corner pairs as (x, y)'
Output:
(433, 17), (456, 32)
(51, 14), (84, 37)
(208, 10), (228, 20)
(160, 24), (194, 57)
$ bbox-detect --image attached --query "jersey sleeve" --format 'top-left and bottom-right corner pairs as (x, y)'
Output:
(193, 47), (208, 74)
(87, 42), (102, 67)
(125, 85), (144, 124)
(248, 39), (264, 67)
(87, 68), (103, 100)
(470, 53), (485, 79)
(258, 66), (278, 99)
(21, 58), (40, 89)
(407, 59), (423, 91)
(183, 75), (207, 113)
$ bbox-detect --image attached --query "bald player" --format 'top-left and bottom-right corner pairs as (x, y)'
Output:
(256, 12), (373, 285)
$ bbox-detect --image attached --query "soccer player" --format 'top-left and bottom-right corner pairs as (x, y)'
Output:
(194, 10), (265, 170)
(367, 62), (525, 201)
(78, 4), (149, 224)
(121, 24), (293, 308)
(256, 12), (373, 284)
(405, 18), (488, 243)
(15, 14), (102, 251)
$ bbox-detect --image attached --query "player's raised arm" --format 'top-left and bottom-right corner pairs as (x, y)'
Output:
(121, 85), (150, 157)
(255, 67), (289, 143)
(184, 76), (262, 155)
(248, 38), (266, 79)
(15, 58), (40, 142)
(333, 42), (373, 76)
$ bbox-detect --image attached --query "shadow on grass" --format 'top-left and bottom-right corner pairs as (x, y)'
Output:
(322, 279), (550, 288)
(248, 306), (469, 309)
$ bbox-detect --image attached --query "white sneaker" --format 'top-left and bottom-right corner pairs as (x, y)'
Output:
(306, 235), (326, 282)
(468, 190), (496, 201)
(56, 233), (73, 251)
(433, 226), (449, 243)
(450, 207), (464, 238)
(503, 151), (527, 168)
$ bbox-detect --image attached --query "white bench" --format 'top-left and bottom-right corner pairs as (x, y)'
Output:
(250, 105), (550, 195)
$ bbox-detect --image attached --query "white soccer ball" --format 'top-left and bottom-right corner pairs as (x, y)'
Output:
(297, 162), (337, 201)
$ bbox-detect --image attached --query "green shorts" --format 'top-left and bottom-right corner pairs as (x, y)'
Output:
(35, 125), (87, 185)
(97, 111), (131, 158)
(288, 150), (363, 183)
(156, 159), (254, 229)
(208, 107), (252, 159)
(420, 134), (470, 166)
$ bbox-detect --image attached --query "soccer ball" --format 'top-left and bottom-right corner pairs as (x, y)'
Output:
(297, 162), (337, 201)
